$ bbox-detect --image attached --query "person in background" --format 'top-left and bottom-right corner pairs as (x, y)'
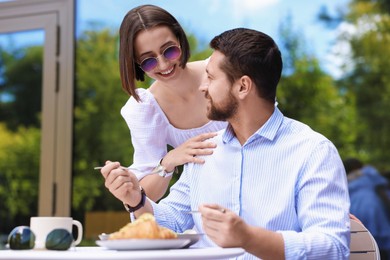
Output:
(343, 157), (390, 259)
(116, 4), (227, 202)
(382, 170), (390, 212)
(102, 28), (350, 259)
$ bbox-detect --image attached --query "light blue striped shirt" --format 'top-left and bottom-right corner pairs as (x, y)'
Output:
(152, 107), (350, 259)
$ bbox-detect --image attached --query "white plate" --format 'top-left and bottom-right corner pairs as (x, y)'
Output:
(176, 233), (202, 247)
(95, 238), (191, 250)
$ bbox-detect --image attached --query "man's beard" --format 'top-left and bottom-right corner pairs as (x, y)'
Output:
(206, 90), (238, 121)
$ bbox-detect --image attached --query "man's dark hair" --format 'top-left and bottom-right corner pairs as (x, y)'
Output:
(210, 28), (282, 102)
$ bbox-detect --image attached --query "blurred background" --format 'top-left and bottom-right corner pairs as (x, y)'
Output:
(1, 0), (390, 247)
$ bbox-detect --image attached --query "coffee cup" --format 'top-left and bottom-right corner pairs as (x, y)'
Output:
(30, 217), (83, 249)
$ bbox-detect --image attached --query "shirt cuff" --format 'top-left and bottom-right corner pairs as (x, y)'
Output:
(278, 230), (305, 259)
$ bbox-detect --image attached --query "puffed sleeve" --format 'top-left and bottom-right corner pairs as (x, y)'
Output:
(120, 89), (169, 180)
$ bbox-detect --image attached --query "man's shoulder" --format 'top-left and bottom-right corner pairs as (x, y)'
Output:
(280, 117), (333, 148)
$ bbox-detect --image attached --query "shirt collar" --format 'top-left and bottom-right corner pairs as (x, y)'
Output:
(222, 107), (284, 144)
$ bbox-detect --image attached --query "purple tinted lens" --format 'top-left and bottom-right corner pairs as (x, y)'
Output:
(140, 58), (158, 72)
(140, 46), (180, 72)
(164, 46), (181, 60)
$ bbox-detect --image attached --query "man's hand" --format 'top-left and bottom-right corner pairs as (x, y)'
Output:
(199, 203), (248, 248)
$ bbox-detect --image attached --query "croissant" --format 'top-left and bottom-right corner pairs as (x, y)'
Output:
(109, 213), (177, 239)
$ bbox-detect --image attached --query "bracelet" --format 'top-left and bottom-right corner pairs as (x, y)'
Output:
(152, 158), (178, 178)
(123, 186), (146, 213)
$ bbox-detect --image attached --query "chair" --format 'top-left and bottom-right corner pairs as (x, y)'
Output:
(350, 218), (381, 260)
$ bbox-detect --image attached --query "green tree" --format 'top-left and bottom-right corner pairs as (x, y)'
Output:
(336, 0), (390, 169)
(0, 46), (42, 130)
(277, 16), (357, 158)
(73, 29), (137, 218)
(0, 123), (40, 234)
(0, 46), (42, 234)
(187, 34), (213, 61)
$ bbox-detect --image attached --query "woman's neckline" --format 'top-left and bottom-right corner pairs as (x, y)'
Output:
(144, 88), (216, 131)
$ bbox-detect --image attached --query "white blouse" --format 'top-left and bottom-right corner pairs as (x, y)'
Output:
(120, 88), (228, 180)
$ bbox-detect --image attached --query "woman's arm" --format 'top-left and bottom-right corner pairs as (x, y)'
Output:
(140, 132), (218, 201)
(121, 90), (221, 202)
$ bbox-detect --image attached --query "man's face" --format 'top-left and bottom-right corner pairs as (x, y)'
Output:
(200, 51), (238, 121)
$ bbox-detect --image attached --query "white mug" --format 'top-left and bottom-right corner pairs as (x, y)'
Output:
(30, 217), (83, 249)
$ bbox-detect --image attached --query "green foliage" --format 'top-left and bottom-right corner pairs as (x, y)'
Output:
(0, 123), (40, 232)
(277, 16), (357, 159)
(73, 29), (134, 213)
(339, 0), (390, 169)
(187, 34), (213, 61)
(0, 46), (42, 130)
(0, 45), (42, 234)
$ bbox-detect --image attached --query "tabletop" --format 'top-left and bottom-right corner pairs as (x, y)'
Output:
(0, 246), (245, 260)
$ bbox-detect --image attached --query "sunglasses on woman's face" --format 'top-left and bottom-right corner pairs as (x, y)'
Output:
(138, 45), (181, 72)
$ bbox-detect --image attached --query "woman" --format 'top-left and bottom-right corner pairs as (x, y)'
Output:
(103, 4), (227, 202)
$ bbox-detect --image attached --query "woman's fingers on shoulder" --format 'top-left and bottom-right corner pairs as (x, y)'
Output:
(190, 156), (206, 164)
(201, 141), (217, 148)
(190, 140), (216, 150)
(195, 132), (218, 141)
(191, 147), (214, 156)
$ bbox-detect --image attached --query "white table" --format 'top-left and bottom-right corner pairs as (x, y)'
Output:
(0, 246), (245, 260)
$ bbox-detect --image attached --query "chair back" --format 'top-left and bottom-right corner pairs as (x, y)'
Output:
(350, 219), (381, 260)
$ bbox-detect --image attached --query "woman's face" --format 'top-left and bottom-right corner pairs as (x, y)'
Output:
(134, 26), (182, 81)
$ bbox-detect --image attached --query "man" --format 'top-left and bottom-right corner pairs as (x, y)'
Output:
(102, 28), (350, 259)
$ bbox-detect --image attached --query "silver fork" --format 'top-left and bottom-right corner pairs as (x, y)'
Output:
(94, 166), (161, 174)
(94, 166), (130, 171)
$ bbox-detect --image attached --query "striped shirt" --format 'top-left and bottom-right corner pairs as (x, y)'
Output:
(152, 107), (350, 259)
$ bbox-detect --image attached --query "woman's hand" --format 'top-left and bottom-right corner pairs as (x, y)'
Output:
(161, 132), (218, 172)
(100, 161), (142, 206)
